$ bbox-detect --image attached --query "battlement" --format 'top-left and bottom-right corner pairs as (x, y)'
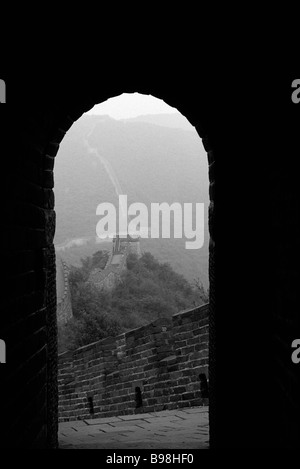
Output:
(58, 303), (209, 422)
(89, 235), (141, 291)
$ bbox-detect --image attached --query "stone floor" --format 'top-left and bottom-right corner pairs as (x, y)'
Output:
(59, 406), (209, 449)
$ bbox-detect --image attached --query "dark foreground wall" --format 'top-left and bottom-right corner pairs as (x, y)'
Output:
(1, 67), (299, 448)
(58, 304), (209, 421)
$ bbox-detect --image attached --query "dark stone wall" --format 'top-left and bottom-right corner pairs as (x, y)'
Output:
(56, 258), (73, 325)
(45, 244), (58, 448)
(58, 305), (209, 421)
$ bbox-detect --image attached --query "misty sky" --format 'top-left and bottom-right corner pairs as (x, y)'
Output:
(86, 92), (179, 119)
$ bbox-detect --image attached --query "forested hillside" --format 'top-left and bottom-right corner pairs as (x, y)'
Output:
(58, 251), (208, 353)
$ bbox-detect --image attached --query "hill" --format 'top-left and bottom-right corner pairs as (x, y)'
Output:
(121, 112), (194, 131)
(58, 251), (208, 352)
(54, 113), (209, 287)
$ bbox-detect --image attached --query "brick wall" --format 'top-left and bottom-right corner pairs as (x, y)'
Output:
(88, 240), (139, 291)
(58, 303), (209, 421)
(1, 106), (60, 446)
(56, 259), (73, 325)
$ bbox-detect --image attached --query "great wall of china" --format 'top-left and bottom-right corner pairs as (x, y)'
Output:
(88, 235), (141, 291)
(58, 303), (209, 422)
(56, 234), (141, 324)
(56, 236), (209, 422)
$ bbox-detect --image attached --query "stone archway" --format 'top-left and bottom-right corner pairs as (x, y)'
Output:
(45, 90), (216, 447)
(3, 69), (298, 449)
(1, 76), (217, 448)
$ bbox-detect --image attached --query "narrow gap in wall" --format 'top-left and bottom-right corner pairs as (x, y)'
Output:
(87, 396), (94, 415)
(135, 387), (143, 408)
(199, 373), (209, 398)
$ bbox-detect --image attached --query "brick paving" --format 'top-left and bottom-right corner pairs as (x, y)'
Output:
(58, 406), (209, 449)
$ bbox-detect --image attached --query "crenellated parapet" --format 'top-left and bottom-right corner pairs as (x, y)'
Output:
(58, 303), (209, 422)
(89, 235), (141, 291)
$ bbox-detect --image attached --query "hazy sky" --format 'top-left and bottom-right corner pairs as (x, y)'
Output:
(86, 92), (179, 119)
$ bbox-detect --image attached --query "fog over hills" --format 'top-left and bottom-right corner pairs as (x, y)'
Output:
(54, 113), (209, 287)
(121, 112), (194, 131)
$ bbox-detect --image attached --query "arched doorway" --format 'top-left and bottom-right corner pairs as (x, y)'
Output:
(48, 88), (214, 446)
(1, 78), (216, 448)
(53, 91), (213, 446)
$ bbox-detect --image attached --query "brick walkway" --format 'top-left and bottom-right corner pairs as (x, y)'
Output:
(59, 406), (209, 449)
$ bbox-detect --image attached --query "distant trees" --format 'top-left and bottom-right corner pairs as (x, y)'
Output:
(68, 249), (109, 285)
(192, 277), (209, 305)
(68, 250), (109, 307)
(58, 279), (122, 352)
(58, 250), (208, 353)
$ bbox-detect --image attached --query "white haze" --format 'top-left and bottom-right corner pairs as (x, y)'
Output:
(86, 92), (179, 120)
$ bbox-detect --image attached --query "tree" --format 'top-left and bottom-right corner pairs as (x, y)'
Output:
(192, 277), (209, 304)
(58, 250), (209, 352)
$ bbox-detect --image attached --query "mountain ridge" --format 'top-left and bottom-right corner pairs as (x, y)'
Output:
(54, 113), (209, 287)
(119, 112), (194, 131)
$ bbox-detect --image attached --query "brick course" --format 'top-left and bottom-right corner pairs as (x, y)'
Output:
(58, 303), (209, 421)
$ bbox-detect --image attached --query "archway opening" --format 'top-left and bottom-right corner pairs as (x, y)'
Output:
(54, 92), (210, 449)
